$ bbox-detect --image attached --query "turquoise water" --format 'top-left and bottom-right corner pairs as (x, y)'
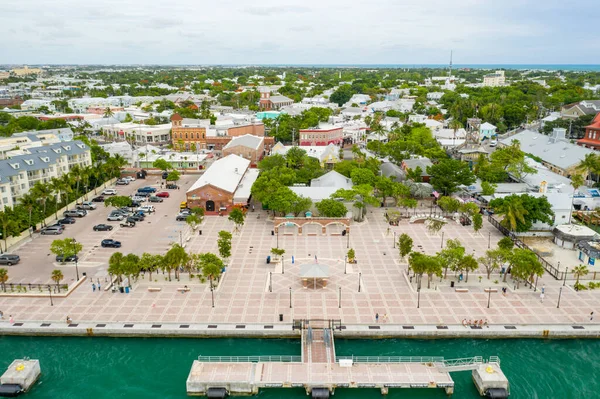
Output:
(0, 336), (597, 398)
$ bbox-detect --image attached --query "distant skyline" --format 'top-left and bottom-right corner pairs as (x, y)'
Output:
(2, 0), (599, 65)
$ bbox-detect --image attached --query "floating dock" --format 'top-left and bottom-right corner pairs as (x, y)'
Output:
(0, 359), (41, 397)
(186, 320), (509, 397)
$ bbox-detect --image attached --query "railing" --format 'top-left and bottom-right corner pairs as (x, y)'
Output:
(488, 356), (500, 365)
(293, 319), (343, 331)
(336, 356), (444, 364)
(442, 356), (482, 368)
(1, 283), (68, 293)
(197, 355), (301, 363)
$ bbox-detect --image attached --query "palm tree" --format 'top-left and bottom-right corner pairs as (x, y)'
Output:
(0, 208), (19, 252)
(0, 268), (8, 292)
(108, 252), (125, 284)
(19, 193), (37, 237)
(576, 153), (599, 185)
(448, 119), (463, 141)
(51, 269), (64, 292)
(103, 107), (114, 119)
(569, 174), (585, 224)
(49, 177), (63, 218)
(69, 165), (83, 200)
(494, 197), (529, 231)
(60, 174), (74, 210)
(32, 182), (52, 225)
(573, 265), (589, 286)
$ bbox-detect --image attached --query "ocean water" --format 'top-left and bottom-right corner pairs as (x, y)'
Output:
(0, 336), (597, 398)
(246, 64), (600, 72)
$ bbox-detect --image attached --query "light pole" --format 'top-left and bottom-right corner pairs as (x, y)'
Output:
(48, 286), (53, 306)
(358, 272), (362, 293)
(338, 286), (341, 309)
(440, 231), (444, 249)
(289, 287), (292, 308)
(211, 285), (214, 308)
(563, 266), (568, 286)
(282, 256), (284, 275)
(346, 230), (350, 248)
(72, 239), (80, 281)
(488, 232), (491, 249)
(487, 287), (491, 308)
(417, 287), (421, 308)
(269, 272), (272, 292)
(276, 228), (279, 248)
(393, 231), (396, 248)
(344, 256), (347, 274)
(557, 286), (563, 308)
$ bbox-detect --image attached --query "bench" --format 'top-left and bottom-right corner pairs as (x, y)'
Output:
(147, 287), (162, 292)
(484, 288), (498, 293)
(177, 287), (191, 292)
(455, 288), (469, 293)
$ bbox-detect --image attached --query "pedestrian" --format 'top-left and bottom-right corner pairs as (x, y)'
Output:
(0, 310), (3, 319)
(541, 285), (545, 295)
(540, 292), (545, 303)
(66, 316), (72, 325)
(9, 315), (14, 324)
(375, 313), (379, 323)
(461, 319), (467, 327)
(98, 282), (101, 291)
(383, 314), (388, 323)
(92, 283), (96, 292)
(502, 287), (507, 296)
(591, 312), (594, 321)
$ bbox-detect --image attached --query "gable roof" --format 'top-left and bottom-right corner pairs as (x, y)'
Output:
(310, 170), (353, 189)
(187, 154), (250, 194)
(269, 95), (293, 104)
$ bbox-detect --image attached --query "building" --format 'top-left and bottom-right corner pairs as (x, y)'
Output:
(222, 134), (265, 165)
(489, 193), (572, 230)
(186, 154), (259, 213)
(401, 158), (433, 182)
(482, 71), (505, 87)
(0, 141), (91, 211)
(499, 128), (596, 176)
(299, 124), (343, 146)
(103, 122), (172, 146)
(0, 128), (74, 160)
(87, 106), (124, 115)
(259, 91), (293, 111)
(479, 122), (497, 139)
(577, 113), (600, 150)
(289, 170), (353, 209)
(561, 100), (600, 119)
(577, 240), (600, 266)
(452, 118), (488, 162)
(11, 66), (42, 76)
(271, 142), (341, 168)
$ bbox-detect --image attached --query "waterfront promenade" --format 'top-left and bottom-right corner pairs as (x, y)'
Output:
(1, 207), (599, 331)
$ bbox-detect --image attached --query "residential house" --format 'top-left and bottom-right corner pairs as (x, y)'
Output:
(576, 113), (600, 150)
(479, 122), (497, 140)
(103, 122), (172, 146)
(561, 100), (600, 119)
(259, 91), (293, 111)
(402, 158), (433, 183)
(222, 134), (265, 165)
(271, 142), (341, 168)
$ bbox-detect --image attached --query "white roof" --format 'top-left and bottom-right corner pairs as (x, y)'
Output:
(272, 143), (340, 163)
(233, 168), (260, 204)
(310, 170), (353, 189)
(187, 154), (250, 194)
(493, 192), (572, 211)
(480, 122), (497, 130)
(290, 186), (339, 202)
(223, 134), (263, 151)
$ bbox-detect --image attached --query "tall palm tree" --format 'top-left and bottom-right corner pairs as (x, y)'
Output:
(0, 268), (8, 292)
(49, 177), (63, 218)
(103, 107), (114, 119)
(448, 119), (463, 141)
(576, 153), (599, 185)
(32, 182), (52, 226)
(573, 265), (589, 286)
(19, 193), (37, 237)
(51, 269), (64, 292)
(60, 174), (75, 210)
(0, 208), (19, 252)
(569, 174), (585, 224)
(495, 197), (529, 231)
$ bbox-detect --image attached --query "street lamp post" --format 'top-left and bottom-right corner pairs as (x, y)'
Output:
(344, 256), (347, 274)
(269, 272), (272, 292)
(358, 272), (362, 293)
(338, 286), (341, 308)
(441, 231), (445, 249)
(487, 287), (491, 308)
(393, 231), (396, 248)
(563, 266), (568, 286)
(346, 230), (350, 248)
(48, 286), (53, 306)
(211, 285), (214, 308)
(417, 287), (421, 308)
(75, 257), (80, 281)
(488, 232), (491, 249)
(282, 256), (284, 275)
(557, 287), (563, 308)
(289, 287), (292, 308)
(276, 228), (279, 248)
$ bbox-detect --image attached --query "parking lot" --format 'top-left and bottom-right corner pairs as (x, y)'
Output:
(4, 174), (199, 285)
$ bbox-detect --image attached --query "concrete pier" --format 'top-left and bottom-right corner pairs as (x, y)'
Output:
(472, 360), (510, 398)
(0, 359), (41, 392)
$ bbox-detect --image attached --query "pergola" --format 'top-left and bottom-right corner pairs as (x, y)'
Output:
(300, 263), (329, 289)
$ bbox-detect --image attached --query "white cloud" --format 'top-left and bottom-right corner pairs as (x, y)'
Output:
(1, 0), (596, 64)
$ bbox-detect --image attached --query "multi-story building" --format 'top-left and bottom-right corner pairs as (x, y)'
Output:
(103, 122), (172, 146)
(577, 113), (600, 150)
(0, 128), (74, 159)
(259, 91), (293, 110)
(222, 135), (265, 165)
(11, 66), (43, 76)
(561, 100), (600, 119)
(299, 124), (343, 146)
(482, 71), (506, 87)
(0, 141), (92, 211)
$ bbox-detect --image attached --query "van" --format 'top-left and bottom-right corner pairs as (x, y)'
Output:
(180, 201), (188, 210)
(137, 205), (155, 213)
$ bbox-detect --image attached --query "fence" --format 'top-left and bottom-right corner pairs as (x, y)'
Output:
(197, 356), (301, 363)
(293, 319), (343, 330)
(1, 283), (68, 293)
(336, 356), (444, 364)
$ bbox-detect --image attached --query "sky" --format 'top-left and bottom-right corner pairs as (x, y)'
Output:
(1, 0), (599, 65)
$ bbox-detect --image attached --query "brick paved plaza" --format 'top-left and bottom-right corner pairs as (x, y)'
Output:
(1, 193), (599, 326)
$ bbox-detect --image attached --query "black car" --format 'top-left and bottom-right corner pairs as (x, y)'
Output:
(101, 239), (121, 248)
(127, 215), (144, 222)
(162, 171), (169, 179)
(166, 184), (178, 189)
(93, 224), (114, 231)
(56, 254), (79, 262)
(92, 195), (105, 202)
(130, 201), (141, 208)
(176, 214), (190, 221)
(57, 217), (76, 225)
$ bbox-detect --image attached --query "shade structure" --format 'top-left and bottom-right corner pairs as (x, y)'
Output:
(300, 262), (329, 289)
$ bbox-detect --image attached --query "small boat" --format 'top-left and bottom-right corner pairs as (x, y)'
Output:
(0, 384), (23, 398)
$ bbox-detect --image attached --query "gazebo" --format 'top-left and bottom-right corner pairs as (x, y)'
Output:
(300, 262), (329, 289)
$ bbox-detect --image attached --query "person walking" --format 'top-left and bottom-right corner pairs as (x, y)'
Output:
(92, 283), (96, 292)
(541, 285), (545, 295)
(375, 313), (379, 323)
(97, 282), (101, 291)
(540, 292), (545, 303)
(591, 312), (594, 321)
(9, 315), (14, 324)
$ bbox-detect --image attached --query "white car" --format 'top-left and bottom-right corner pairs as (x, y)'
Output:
(131, 195), (147, 203)
(124, 176), (136, 182)
(107, 214), (124, 221)
(103, 188), (117, 195)
(137, 205), (155, 213)
(489, 140), (498, 147)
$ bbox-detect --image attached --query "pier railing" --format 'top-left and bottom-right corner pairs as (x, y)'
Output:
(197, 355), (301, 363)
(336, 355), (445, 364)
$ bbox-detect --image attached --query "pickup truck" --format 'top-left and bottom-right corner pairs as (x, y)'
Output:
(120, 221), (136, 228)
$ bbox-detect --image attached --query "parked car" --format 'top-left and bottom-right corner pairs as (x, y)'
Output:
(57, 217), (76, 225)
(137, 187), (157, 193)
(127, 215), (144, 222)
(64, 210), (86, 218)
(166, 184), (178, 189)
(56, 254), (79, 262)
(123, 176), (136, 182)
(76, 201), (97, 210)
(41, 226), (63, 235)
(107, 214), (124, 221)
(130, 201), (141, 208)
(0, 254), (20, 266)
(156, 191), (170, 198)
(148, 196), (163, 203)
(116, 179), (129, 185)
(101, 239), (122, 248)
(489, 139), (498, 147)
(180, 201), (188, 209)
(102, 189), (117, 195)
(176, 214), (190, 221)
(131, 195), (147, 203)
(92, 195), (105, 202)
(162, 171), (169, 179)
(120, 221), (136, 228)
(93, 224), (113, 231)
(135, 191), (152, 197)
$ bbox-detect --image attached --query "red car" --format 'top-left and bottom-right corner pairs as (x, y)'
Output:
(156, 191), (170, 198)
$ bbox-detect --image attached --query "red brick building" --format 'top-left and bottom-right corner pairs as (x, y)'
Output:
(577, 113), (600, 150)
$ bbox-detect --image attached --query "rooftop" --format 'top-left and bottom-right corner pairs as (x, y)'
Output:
(223, 134), (264, 151)
(187, 154), (250, 194)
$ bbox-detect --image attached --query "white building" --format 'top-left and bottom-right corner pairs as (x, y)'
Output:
(483, 71), (506, 87)
(102, 122), (172, 145)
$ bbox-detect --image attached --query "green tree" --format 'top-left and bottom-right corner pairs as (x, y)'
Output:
(152, 159), (172, 171)
(0, 268), (7, 292)
(438, 238), (465, 279)
(507, 248), (544, 288)
(315, 199), (348, 217)
(122, 253), (141, 285)
(50, 238), (83, 264)
(569, 174), (586, 223)
(217, 230), (232, 260)
(330, 84), (355, 106)
(347, 248), (356, 262)
(166, 170), (180, 183)
(458, 254), (478, 283)
(164, 244), (189, 281)
(472, 213), (483, 233)
(228, 207), (245, 228)
(573, 265), (589, 285)
(332, 184), (379, 222)
(480, 181), (497, 195)
(0, 208), (20, 251)
(427, 159), (476, 196)
(104, 195), (133, 209)
(108, 252), (125, 283)
(19, 193), (37, 236)
(198, 252), (224, 287)
(497, 237), (514, 252)
(478, 249), (505, 279)
(437, 196), (460, 215)
(286, 147), (307, 169)
(51, 269), (64, 291)
(397, 233), (413, 262)
(351, 168), (376, 186)
(139, 252), (159, 281)
(490, 194), (554, 232)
